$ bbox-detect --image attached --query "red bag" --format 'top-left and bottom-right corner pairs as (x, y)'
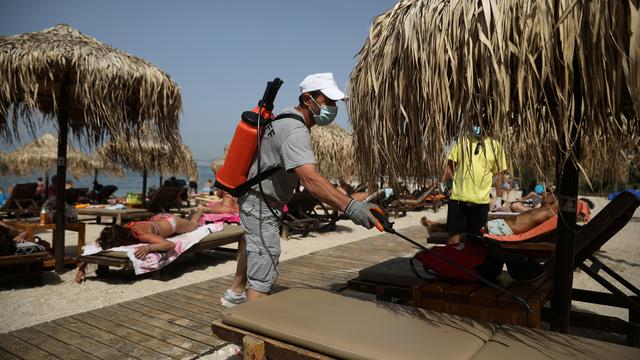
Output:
(414, 242), (503, 282)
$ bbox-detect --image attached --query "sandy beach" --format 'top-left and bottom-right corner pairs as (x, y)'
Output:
(1, 195), (638, 342)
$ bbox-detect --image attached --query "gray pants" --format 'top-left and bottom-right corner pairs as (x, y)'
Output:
(238, 193), (282, 293)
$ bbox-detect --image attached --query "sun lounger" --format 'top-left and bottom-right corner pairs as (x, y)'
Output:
(0, 252), (48, 286)
(146, 185), (186, 213)
(347, 256), (432, 302)
(353, 192), (640, 342)
(0, 183), (38, 219)
(282, 188), (338, 238)
(76, 224), (244, 277)
(76, 207), (152, 225)
(91, 185), (118, 204)
(211, 288), (640, 360)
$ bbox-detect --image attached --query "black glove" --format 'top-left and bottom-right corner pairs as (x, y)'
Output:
(345, 199), (379, 229)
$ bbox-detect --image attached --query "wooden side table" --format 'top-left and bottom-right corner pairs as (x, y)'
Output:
(11, 221), (86, 268)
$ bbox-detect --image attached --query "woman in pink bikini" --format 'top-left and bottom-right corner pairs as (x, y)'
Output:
(75, 209), (204, 283)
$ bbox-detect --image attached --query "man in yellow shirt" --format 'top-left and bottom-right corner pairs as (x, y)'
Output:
(443, 125), (507, 244)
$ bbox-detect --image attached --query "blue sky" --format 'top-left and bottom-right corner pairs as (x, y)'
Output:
(0, 0), (397, 162)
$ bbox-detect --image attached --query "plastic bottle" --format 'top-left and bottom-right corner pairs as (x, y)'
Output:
(40, 208), (46, 225)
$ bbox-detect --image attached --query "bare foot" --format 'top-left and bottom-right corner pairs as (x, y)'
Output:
(420, 216), (444, 234)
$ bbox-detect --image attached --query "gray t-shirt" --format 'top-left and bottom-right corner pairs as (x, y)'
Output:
(246, 107), (316, 205)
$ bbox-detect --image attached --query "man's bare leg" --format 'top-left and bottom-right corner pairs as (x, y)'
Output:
(230, 236), (247, 294)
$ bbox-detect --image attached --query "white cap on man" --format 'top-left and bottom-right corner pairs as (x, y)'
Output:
(298, 73), (345, 101)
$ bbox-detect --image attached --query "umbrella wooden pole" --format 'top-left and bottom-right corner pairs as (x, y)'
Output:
(142, 169), (148, 205)
(53, 75), (70, 273)
(551, 50), (582, 333)
(93, 168), (98, 192)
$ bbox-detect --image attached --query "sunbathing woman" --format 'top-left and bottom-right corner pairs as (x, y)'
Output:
(75, 209), (205, 283)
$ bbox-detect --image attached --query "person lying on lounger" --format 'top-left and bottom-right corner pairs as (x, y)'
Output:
(490, 184), (548, 213)
(75, 209), (206, 283)
(423, 195), (593, 240)
(423, 194), (564, 238)
(0, 221), (28, 243)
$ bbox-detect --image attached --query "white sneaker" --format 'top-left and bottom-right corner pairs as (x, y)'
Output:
(220, 289), (247, 308)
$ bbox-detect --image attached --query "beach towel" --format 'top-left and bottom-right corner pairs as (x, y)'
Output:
(198, 213), (240, 225)
(82, 223), (224, 275)
(15, 241), (47, 255)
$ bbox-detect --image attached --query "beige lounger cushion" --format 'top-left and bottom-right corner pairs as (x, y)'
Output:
(358, 256), (431, 287)
(222, 288), (496, 360)
(221, 289), (640, 360)
(471, 325), (639, 360)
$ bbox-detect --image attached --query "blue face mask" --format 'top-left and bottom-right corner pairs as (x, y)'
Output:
(309, 96), (338, 126)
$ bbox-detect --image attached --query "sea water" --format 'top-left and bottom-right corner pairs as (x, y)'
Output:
(0, 162), (216, 198)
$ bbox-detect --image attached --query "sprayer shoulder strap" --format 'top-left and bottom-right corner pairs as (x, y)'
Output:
(228, 167), (281, 197)
(272, 113), (305, 124)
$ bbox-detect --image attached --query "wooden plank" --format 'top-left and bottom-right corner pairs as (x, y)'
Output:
(0, 333), (57, 360)
(147, 291), (222, 319)
(168, 288), (228, 313)
(32, 321), (134, 360)
(443, 282), (483, 303)
(106, 304), (221, 348)
(11, 327), (98, 360)
(72, 312), (195, 359)
(0, 347), (20, 360)
(134, 297), (217, 326)
(90, 307), (209, 356)
(52, 316), (171, 360)
(211, 321), (332, 360)
(118, 301), (211, 335)
(244, 336), (265, 360)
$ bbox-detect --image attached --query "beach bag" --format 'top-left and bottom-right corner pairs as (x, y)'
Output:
(413, 242), (503, 282)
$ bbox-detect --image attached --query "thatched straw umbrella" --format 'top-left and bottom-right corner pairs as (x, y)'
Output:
(98, 134), (197, 200)
(0, 24), (182, 272)
(310, 123), (355, 180)
(0, 151), (7, 175)
(4, 133), (96, 182)
(349, 0), (639, 331)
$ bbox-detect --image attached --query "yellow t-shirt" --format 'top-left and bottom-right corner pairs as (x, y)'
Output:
(447, 137), (507, 204)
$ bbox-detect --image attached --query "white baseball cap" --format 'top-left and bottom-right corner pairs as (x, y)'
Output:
(298, 72), (345, 101)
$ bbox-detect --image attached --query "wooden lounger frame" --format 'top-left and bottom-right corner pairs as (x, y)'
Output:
(213, 321), (332, 360)
(0, 252), (48, 285)
(76, 227), (244, 277)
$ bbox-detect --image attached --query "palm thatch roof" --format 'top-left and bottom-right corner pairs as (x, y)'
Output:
(0, 151), (7, 174)
(4, 133), (97, 178)
(311, 123), (355, 179)
(348, 0), (640, 185)
(98, 133), (197, 178)
(0, 24), (182, 146)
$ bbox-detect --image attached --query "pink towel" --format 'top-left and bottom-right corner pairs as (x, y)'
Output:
(199, 213), (240, 225)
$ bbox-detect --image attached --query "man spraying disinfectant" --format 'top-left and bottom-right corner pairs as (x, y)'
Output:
(217, 73), (382, 307)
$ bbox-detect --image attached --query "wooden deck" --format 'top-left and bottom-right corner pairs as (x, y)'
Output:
(0, 225), (423, 359)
